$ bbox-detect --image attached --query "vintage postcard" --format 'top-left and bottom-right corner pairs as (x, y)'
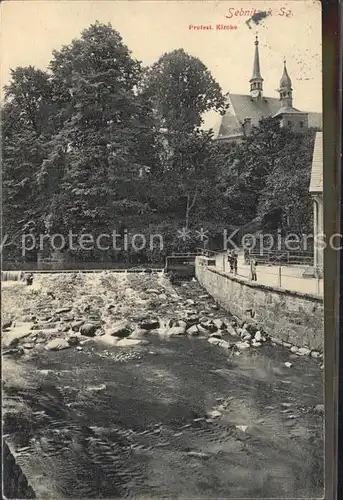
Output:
(1, 0), (329, 498)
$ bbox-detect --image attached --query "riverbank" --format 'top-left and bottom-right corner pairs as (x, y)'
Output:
(2, 272), (324, 498)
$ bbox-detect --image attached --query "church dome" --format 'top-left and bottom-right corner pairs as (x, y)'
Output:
(280, 61), (292, 88)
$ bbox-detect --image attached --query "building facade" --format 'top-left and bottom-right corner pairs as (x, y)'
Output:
(215, 36), (322, 141)
(309, 132), (323, 277)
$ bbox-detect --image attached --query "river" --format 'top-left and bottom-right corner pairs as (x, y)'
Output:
(2, 272), (324, 499)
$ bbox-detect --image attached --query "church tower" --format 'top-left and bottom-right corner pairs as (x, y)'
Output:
(273, 59), (308, 132)
(249, 35), (263, 99)
(278, 60), (293, 107)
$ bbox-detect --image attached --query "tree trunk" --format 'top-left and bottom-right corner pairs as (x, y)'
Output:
(185, 186), (198, 230)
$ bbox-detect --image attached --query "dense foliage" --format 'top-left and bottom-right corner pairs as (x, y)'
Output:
(2, 22), (316, 264)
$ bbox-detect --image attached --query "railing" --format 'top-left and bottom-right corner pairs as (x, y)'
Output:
(197, 250), (323, 296)
(249, 250), (314, 266)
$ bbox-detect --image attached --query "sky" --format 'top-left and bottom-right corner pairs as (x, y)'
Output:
(1, 0), (322, 128)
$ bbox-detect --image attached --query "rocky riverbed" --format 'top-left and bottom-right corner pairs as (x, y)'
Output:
(2, 272), (324, 498)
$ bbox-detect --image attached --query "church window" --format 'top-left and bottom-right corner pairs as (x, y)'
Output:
(287, 121), (292, 127)
(300, 121), (304, 128)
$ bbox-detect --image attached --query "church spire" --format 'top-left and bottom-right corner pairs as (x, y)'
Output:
(249, 35), (263, 98)
(278, 59), (293, 107)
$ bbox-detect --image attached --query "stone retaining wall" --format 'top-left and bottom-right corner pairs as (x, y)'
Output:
(3, 441), (36, 499)
(195, 257), (324, 351)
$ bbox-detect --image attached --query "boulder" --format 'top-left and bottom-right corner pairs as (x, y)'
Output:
(22, 343), (34, 350)
(139, 319), (160, 331)
(2, 324), (34, 348)
(200, 321), (216, 333)
(166, 326), (186, 337)
(185, 299), (196, 306)
(187, 324), (199, 336)
(311, 351), (321, 359)
(208, 337), (222, 346)
(213, 319), (225, 330)
(116, 338), (145, 347)
(251, 340), (262, 347)
(177, 320), (188, 329)
(55, 307), (72, 314)
(80, 323), (99, 337)
(94, 334), (119, 347)
(71, 320), (84, 332)
(186, 314), (199, 325)
(209, 332), (222, 339)
(297, 347), (311, 356)
(207, 410), (221, 419)
(187, 451), (210, 459)
(284, 362), (293, 368)
(290, 346), (299, 353)
(235, 341), (250, 350)
(109, 321), (133, 338)
(218, 340), (232, 350)
(197, 324), (209, 334)
(67, 335), (80, 346)
(45, 338), (70, 351)
(282, 341), (292, 348)
(31, 323), (58, 330)
(210, 304), (219, 310)
(241, 330), (252, 341)
(226, 325), (238, 337)
(2, 320), (13, 330)
(254, 331), (262, 342)
(129, 329), (150, 339)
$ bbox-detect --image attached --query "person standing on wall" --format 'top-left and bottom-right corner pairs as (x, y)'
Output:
(231, 249), (238, 275)
(250, 259), (258, 281)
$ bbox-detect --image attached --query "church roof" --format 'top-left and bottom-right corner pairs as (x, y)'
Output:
(216, 94), (280, 138)
(215, 94), (323, 140)
(280, 61), (292, 88)
(272, 105), (303, 117)
(309, 132), (323, 193)
(250, 36), (263, 82)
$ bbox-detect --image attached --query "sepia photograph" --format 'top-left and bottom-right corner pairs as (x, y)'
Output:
(1, 1), (325, 498)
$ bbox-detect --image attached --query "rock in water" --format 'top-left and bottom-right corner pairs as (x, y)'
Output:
(116, 338), (145, 347)
(207, 410), (221, 419)
(297, 347), (311, 356)
(110, 321), (133, 338)
(80, 323), (99, 337)
(213, 318), (225, 330)
(210, 332), (222, 339)
(241, 330), (252, 340)
(55, 307), (72, 314)
(165, 327), (186, 337)
(284, 362), (293, 368)
(45, 338), (70, 351)
(187, 451), (210, 459)
(208, 337), (222, 346)
(2, 324), (34, 348)
(235, 341), (250, 350)
(254, 331), (262, 342)
(139, 319), (160, 331)
(94, 335), (119, 347)
(187, 325), (199, 336)
(226, 324), (238, 336)
(218, 340), (232, 350)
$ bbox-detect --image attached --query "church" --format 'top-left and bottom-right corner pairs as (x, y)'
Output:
(214, 36), (322, 141)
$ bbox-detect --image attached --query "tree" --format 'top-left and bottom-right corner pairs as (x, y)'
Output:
(141, 48), (228, 133)
(40, 22), (158, 244)
(225, 118), (315, 234)
(2, 67), (55, 260)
